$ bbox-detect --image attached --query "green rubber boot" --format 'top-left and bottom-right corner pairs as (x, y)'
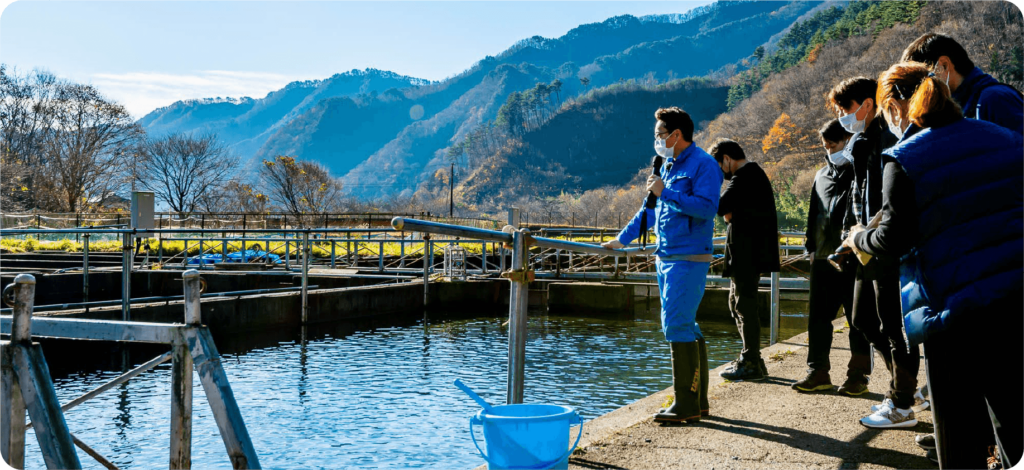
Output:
(698, 336), (710, 417)
(654, 341), (701, 423)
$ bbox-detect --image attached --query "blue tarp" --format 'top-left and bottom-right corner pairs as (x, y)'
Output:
(186, 249), (282, 265)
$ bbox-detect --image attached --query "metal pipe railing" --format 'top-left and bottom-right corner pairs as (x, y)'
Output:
(0, 286), (317, 314)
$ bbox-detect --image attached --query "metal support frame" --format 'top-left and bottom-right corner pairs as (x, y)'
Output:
(769, 271), (781, 345)
(506, 229), (529, 404)
(0, 271), (262, 470)
(122, 233), (131, 321)
(1, 274), (81, 469)
(302, 231), (310, 324)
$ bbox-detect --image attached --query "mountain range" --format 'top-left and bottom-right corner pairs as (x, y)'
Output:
(138, 1), (824, 201)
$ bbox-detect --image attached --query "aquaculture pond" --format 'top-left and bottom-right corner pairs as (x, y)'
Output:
(21, 306), (809, 469)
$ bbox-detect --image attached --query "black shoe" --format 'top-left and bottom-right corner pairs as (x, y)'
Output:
(792, 369), (833, 392)
(926, 448), (938, 464)
(759, 357), (769, 377)
(915, 433), (936, 450)
(719, 360), (764, 381)
(837, 377), (870, 396)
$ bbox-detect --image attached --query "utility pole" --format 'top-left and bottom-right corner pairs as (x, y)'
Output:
(449, 163), (455, 218)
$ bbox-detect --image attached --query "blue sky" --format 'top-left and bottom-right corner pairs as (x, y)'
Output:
(0, 1), (712, 118)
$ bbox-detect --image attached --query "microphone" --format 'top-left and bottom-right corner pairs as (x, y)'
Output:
(638, 155), (663, 248)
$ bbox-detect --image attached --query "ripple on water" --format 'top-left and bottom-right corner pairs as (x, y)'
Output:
(22, 311), (806, 469)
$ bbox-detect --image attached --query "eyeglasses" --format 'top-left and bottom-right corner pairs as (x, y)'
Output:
(655, 130), (672, 139)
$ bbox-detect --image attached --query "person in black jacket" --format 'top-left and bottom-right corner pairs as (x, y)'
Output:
(710, 139), (781, 381)
(792, 119), (874, 395)
(827, 77), (920, 429)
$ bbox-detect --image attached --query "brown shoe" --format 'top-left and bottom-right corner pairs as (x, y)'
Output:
(792, 369), (833, 392)
(837, 377), (869, 396)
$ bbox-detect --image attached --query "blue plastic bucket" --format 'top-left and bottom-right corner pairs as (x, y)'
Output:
(470, 404), (583, 470)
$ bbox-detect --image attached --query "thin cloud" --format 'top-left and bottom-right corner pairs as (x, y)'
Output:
(90, 70), (308, 119)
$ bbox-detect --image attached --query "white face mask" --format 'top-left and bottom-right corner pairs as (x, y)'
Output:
(828, 149), (849, 166)
(654, 138), (673, 158)
(887, 111), (907, 141)
(839, 102), (866, 134)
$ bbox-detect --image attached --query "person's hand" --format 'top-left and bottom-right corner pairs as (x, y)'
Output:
(841, 224), (864, 250)
(602, 239), (625, 249)
(646, 175), (664, 197)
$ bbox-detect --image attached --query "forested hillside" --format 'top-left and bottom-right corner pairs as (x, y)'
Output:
(697, 0), (1022, 229)
(503, 0), (1022, 230)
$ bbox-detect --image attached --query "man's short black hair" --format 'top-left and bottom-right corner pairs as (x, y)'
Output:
(901, 33), (975, 76)
(708, 139), (745, 163)
(819, 119), (852, 143)
(655, 107), (694, 142)
(826, 77), (877, 115)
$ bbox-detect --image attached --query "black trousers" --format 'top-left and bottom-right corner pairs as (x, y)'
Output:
(728, 271), (762, 362)
(806, 259), (872, 375)
(927, 297), (1023, 469)
(850, 260), (919, 409)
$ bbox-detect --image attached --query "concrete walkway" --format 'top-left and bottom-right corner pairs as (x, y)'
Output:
(565, 317), (936, 469)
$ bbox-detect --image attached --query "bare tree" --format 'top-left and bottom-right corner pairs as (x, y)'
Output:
(32, 81), (142, 212)
(218, 180), (270, 214)
(1, 67), (61, 211)
(138, 132), (236, 213)
(260, 155), (343, 216)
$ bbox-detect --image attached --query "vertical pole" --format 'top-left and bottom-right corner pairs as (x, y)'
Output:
(481, 242), (487, 274)
(122, 232), (131, 321)
(302, 231), (309, 324)
(82, 234), (90, 307)
(199, 240), (205, 268)
(11, 276), (34, 369)
(331, 240), (336, 269)
(378, 241), (384, 272)
(506, 230), (529, 404)
(555, 249), (561, 278)
(242, 214), (246, 231)
(1, 338), (26, 469)
(285, 238), (290, 269)
(428, 239), (434, 275)
(158, 238), (163, 266)
(422, 235), (430, 307)
(7, 274), (81, 470)
(770, 271), (780, 345)
(171, 271), (199, 469)
(400, 236), (406, 269)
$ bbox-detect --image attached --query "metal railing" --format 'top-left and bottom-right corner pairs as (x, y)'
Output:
(390, 218), (792, 405)
(0, 271), (260, 469)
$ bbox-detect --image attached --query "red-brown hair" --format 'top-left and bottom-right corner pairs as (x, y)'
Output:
(876, 61), (962, 129)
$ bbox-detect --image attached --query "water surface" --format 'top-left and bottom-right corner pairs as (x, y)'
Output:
(22, 306), (808, 469)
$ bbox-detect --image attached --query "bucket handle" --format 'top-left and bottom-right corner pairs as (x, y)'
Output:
(470, 411), (584, 470)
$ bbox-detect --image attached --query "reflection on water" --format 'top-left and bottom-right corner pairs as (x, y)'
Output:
(23, 306), (808, 469)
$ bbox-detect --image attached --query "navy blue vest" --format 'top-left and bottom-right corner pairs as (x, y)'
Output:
(889, 118), (1023, 336)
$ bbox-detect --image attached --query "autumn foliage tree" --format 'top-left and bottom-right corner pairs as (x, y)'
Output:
(260, 156), (343, 217)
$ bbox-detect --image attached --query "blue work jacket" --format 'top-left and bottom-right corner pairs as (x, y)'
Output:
(616, 144), (722, 257)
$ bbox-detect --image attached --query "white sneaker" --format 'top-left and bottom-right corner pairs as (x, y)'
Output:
(861, 406), (917, 428)
(870, 398), (895, 413)
(912, 388), (930, 412)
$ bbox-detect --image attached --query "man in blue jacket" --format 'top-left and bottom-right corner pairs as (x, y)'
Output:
(901, 33), (1023, 134)
(603, 107), (722, 423)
